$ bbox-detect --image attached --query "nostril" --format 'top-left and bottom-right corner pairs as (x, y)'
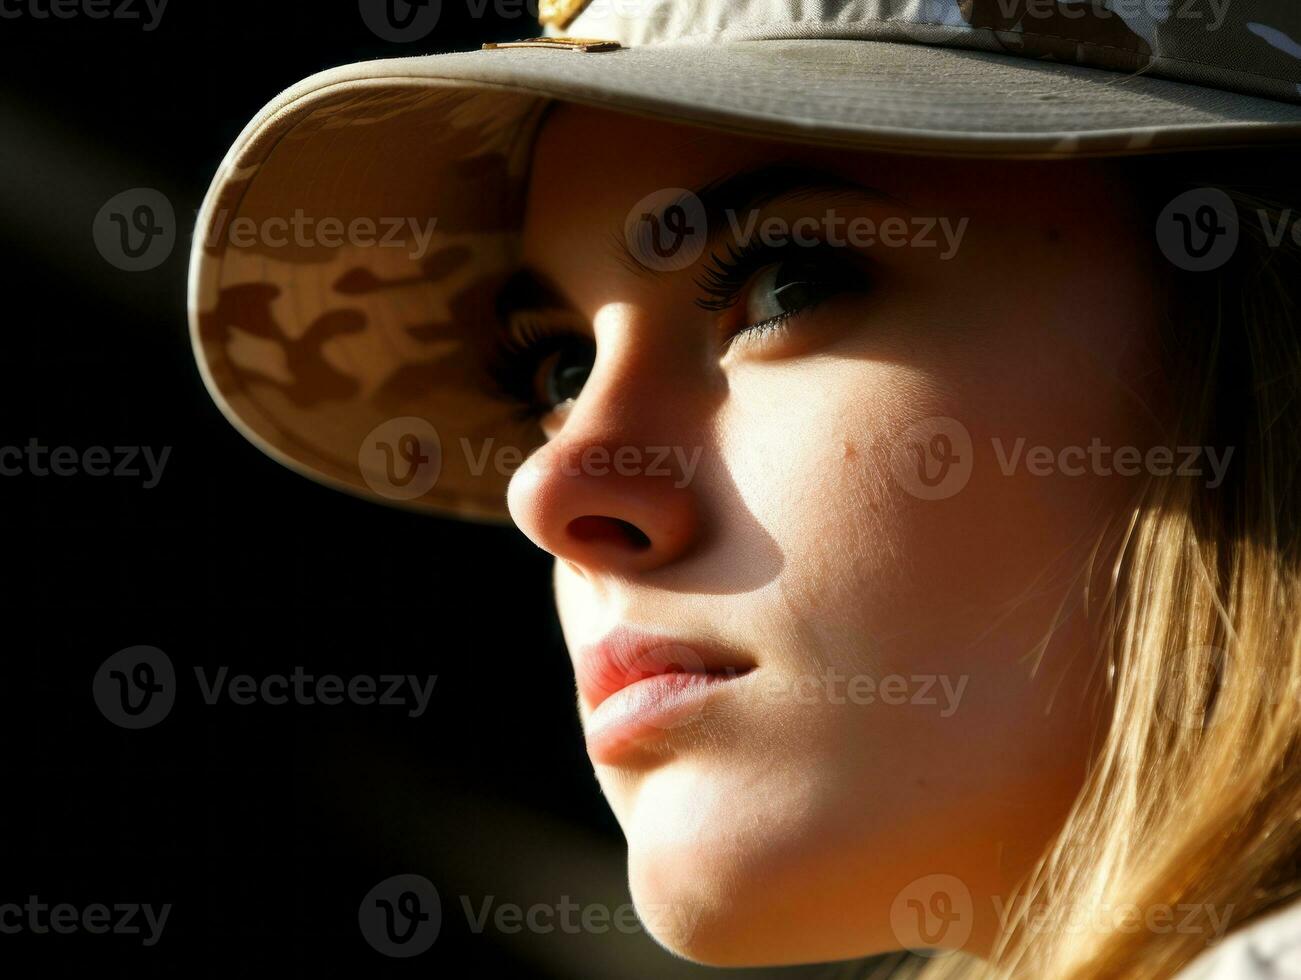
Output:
(567, 515), (652, 551)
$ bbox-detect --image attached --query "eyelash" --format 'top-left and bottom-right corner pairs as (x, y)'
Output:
(485, 237), (863, 421)
(694, 237), (850, 345)
(695, 237), (794, 312)
(484, 316), (595, 425)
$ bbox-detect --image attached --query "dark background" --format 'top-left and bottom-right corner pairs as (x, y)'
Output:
(0, 2), (863, 977)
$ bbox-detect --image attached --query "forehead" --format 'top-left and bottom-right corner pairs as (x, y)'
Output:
(520, 101), (1118, 232)
(518, 102), (1130, 280)
(520, 103), (909, 245)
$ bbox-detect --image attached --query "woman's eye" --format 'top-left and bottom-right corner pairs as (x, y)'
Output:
(536, 341), (594, 411)
(742, 255), (832, 329)
(483, 313), (595, 427)
(711, 244), (870, 344)
(696, 239), (871, 348)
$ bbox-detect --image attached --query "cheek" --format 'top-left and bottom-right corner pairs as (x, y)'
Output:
(719, 354), (1057, 678)
(721, 287), (1152, 678)
(720, 345), (1118, 795)
(717, 357), (922, 648)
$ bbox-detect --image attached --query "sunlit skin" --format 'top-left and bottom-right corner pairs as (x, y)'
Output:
(504, 103), (1169, 966)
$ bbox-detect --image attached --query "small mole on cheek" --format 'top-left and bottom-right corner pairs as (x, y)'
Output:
(841, 440), (857, 461)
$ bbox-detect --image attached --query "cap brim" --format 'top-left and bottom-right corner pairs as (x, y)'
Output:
(189, 39), (1301, 523)
(238, 38), (1301, 156)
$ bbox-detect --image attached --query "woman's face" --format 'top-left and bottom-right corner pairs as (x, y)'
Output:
(505, 103), (1166, 965)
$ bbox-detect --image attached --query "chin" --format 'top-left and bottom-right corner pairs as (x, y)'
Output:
(626, 843), (774, 966)
(615, 765), (906, 967)
(626, 841), (912, 967)
(616, 765), (788, 965)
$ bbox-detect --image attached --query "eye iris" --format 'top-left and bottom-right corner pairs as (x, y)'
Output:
(541, 343), (593, 408)
(748, 255), (827, 326)
(772, 260), (819, 312)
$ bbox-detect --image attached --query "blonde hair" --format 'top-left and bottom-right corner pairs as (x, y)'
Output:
(872, 147), (1301, 980)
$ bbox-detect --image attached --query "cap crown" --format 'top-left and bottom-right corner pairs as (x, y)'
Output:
(546, 0), (1301, 105)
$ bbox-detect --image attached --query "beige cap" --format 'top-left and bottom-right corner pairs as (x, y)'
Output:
(189, 0), (1301, 522)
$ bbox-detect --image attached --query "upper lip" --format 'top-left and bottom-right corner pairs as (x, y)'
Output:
(575, 625), (754, 712)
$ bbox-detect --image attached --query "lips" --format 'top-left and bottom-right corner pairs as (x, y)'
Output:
(575, 626), (754, 762)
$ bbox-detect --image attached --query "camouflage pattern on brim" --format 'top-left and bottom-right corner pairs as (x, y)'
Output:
(192, 86), (550, 523)
(189, 0), (1301, 523)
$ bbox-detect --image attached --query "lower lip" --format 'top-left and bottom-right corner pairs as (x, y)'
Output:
(584, 669), (751, 763)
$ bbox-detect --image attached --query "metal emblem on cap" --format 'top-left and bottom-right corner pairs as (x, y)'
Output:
(482, 36), (620, 52)
(537, 0), (594, 30)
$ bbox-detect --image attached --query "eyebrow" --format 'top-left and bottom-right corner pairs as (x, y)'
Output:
(496, 162), (903, 322)
(687, 161), (904, 251)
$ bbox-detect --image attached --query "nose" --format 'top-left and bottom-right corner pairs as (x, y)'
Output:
(505, 364), (703, 578)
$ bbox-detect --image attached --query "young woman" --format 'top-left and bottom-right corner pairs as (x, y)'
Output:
(189, 1), (1301, 976)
